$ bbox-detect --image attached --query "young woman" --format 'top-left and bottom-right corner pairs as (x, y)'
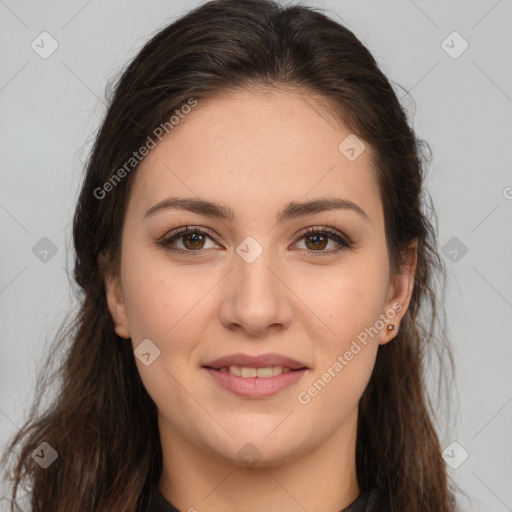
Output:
(2, 0), (459, 510)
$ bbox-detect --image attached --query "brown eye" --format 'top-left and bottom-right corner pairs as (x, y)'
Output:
(157, 226), (219, 256)
(304, 233), (328, 251)
(293, 226), (353, 257)
(182, 232), (206, 250)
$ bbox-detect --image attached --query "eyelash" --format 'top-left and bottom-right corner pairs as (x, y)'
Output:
(156, 225), (354, 258)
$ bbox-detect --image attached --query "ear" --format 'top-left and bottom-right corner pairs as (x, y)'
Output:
(98, 252), (131, 339)
(379, 239), (418, 345)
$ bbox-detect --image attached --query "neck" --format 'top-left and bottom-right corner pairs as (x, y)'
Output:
(157, 411), (361, 512)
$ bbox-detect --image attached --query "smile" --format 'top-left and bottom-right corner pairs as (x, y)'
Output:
(205, 367), (307, 398)
(217, 365), (293, 377)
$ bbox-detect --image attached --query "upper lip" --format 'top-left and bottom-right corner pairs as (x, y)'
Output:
(203, 353), (308, 370)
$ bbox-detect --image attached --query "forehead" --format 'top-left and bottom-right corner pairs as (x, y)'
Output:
(128, 87), (382, 227)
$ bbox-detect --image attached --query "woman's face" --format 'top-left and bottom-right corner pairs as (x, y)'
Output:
(104, 88), (415, 467)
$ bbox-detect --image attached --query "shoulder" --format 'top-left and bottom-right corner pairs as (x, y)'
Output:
(149, 488), (180, 512)
(366, 488), (391, 511)
(344, 488), (390, 512)
(348, 488), (460, 512)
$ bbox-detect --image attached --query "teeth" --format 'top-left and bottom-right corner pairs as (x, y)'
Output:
(218, 365), (294, 377)
(241, 366), (257, 377)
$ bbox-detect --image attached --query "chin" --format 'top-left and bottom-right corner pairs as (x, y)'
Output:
(203, 431), (308, 469)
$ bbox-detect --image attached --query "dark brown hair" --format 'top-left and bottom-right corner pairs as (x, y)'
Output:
(2, 0), (457, 510)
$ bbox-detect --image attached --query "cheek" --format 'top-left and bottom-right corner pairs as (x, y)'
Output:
(120, 253), (208, 424)
(120, 244), (214, 342)
(292, 253), (389, 350)
(293, 262), (386, 424)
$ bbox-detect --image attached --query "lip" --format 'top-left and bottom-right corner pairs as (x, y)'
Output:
(205, 367), (307, 398)
(203, 352), (308, 370)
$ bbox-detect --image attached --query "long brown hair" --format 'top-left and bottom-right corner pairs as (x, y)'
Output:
(2, 0), (458, 510)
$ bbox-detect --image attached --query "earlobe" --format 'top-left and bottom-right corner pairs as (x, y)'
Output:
(379, 239), (418, 345)
(99, 253), (131, 340)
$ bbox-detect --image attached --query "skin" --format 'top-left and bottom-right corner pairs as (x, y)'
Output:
(103, 87), (417, 512)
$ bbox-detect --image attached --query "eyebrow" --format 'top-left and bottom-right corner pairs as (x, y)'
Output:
(143, 196), (370, 224)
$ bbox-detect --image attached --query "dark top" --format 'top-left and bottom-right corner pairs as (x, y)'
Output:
(151, 487), (388, 512)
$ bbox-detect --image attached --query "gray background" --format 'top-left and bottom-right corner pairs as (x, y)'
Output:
(1, 1), (511, 510)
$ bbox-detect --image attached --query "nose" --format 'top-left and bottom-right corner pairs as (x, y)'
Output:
(218, 244), (293, 337)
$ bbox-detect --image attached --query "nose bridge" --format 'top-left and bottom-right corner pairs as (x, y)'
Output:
(219, 235), (293, 334)
(237, 240), (277, 293)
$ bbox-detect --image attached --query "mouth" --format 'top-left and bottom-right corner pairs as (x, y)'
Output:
(204, 365), (308, 400)
(202, 353), (309, 398)
(203, 352), (309, 372)
(207, 365), (304, 378)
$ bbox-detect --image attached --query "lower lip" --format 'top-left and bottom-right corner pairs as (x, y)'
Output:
(205, 368), (307, 398)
